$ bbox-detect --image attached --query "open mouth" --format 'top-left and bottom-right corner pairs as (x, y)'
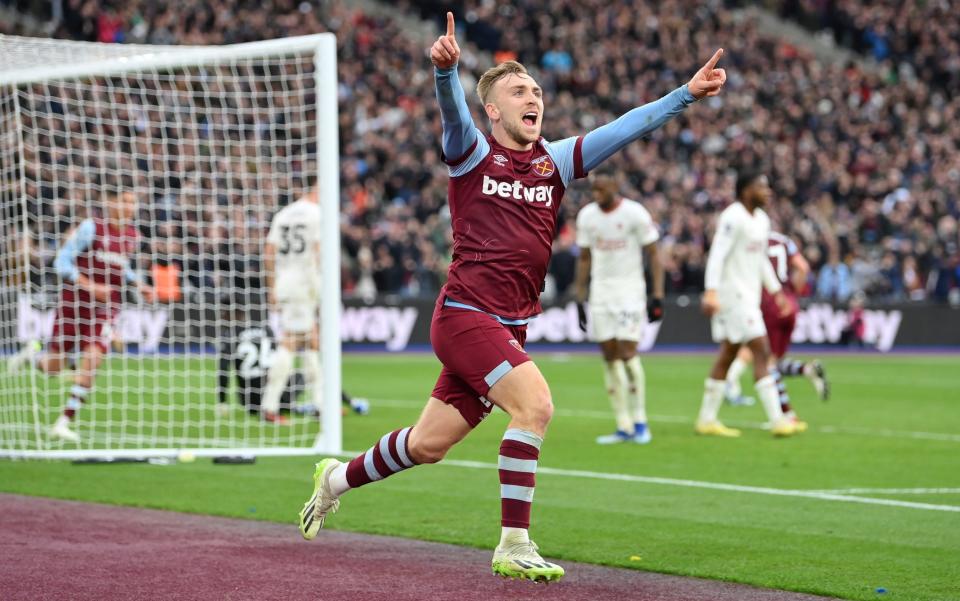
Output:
(522, 111), (538, 127)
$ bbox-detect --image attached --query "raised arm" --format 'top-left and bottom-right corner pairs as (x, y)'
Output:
(431, 12), (478, 161)
(581, 49), (727, 172)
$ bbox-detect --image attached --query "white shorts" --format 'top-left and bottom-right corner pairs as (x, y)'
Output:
(711, 305), (766, 344)
(278, 299), (318, 333)
(590, 306), (644, 342)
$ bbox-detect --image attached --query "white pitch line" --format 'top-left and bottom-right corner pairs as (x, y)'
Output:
(814, 425), (960, 443)
(426, 458), (960, 514)
(372, 398), (960, 443)
(805, 487), (960, 495)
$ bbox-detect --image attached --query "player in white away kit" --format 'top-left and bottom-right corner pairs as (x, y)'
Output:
(696, 170), (798, 438)
(575, 171), (664, 444)
(261, 187), (323, 424)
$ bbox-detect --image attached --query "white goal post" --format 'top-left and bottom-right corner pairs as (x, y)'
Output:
(0, 33), (342, 459)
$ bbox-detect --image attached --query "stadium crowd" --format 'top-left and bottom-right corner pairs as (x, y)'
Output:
(5, 0), (959, 304)
(774, 0), (960, 95)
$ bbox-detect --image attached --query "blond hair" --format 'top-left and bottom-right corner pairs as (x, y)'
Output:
(476, 60), (528, 105)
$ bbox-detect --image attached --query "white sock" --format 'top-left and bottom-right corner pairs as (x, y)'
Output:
(623, 355), (647, 424)
(603, 360), (633, 433)
(726, 357), (747, 399)
(499, 526), (530, 547)
(302, 350), (323, 409)
(262, 346), (294, 414)
(329, 461), (350, 496)
(697, 378), (726, 424)
(755, 375), (784, 424)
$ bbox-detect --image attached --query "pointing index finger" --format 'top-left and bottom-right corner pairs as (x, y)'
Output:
(446, 11), (455, 38)
(704, 48), (723, 70)
(704, 48), (724, 70)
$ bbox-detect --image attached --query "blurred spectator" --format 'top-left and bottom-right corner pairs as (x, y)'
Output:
(817, 251), (853, 302)
(839, 292), (867, 348)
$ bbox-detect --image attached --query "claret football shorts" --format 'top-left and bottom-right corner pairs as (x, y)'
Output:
(430, 296), (531, 427)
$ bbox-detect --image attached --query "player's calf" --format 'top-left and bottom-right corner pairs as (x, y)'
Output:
(407, 431), (451, 464)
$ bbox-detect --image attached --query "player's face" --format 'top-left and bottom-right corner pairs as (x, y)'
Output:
(750, 175), (773, 208)
(591, 176), (618, 208)
(107, 191), (138, 223)
(489, 73), (543, 146)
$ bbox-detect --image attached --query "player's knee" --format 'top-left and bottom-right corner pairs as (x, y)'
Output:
(40, 359), (61, 375)
(520, 386), (554, 432)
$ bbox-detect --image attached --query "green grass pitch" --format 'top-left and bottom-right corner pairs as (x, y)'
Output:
(2, 353), (958, 600)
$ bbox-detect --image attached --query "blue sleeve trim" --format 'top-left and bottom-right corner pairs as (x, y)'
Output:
(543, 136), (582, 187)
(124, 265), (140, 284)
(449, 135), (490, 177)
(435, 65), (478, 163)
(581, 85), (694, 172)
(53, 219), (95, 283)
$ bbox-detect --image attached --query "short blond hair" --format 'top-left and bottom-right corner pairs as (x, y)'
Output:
(476, 60), (528, 105)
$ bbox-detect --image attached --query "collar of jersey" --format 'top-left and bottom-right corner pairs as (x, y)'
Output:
(443, 298), (531, 325)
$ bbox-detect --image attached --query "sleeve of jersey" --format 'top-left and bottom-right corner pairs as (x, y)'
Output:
(704, 212), (736, 291)
(435, 66), (490, 176)
(543, 136), (586, 187)
(637, 206), (660, 246)
(123, 265), (140, 285)
(761, 255), (783, 294)
(53, 219), (96, 283)
(580, 85), (696, 173)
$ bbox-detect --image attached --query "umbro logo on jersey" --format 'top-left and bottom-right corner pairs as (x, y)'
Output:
(508, 339), (525, 353)
(481, 175), (555, 207)
(531, 155), (555, 177)
(493, 154), (509, 166)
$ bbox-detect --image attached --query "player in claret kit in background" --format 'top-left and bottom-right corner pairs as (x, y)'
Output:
(574, 170), (664, 445)
(7, 175), (155, 442)
(297, 11), (726, 582)
(696, 171), (801, 439)
(724, 231), (830, 425)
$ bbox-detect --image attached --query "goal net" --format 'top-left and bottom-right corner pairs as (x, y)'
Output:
(0, 33), (342, 459)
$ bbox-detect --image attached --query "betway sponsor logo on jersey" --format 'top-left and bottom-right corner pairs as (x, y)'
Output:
(95, 249), (130, 267)
(482, 175), (555, 207)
